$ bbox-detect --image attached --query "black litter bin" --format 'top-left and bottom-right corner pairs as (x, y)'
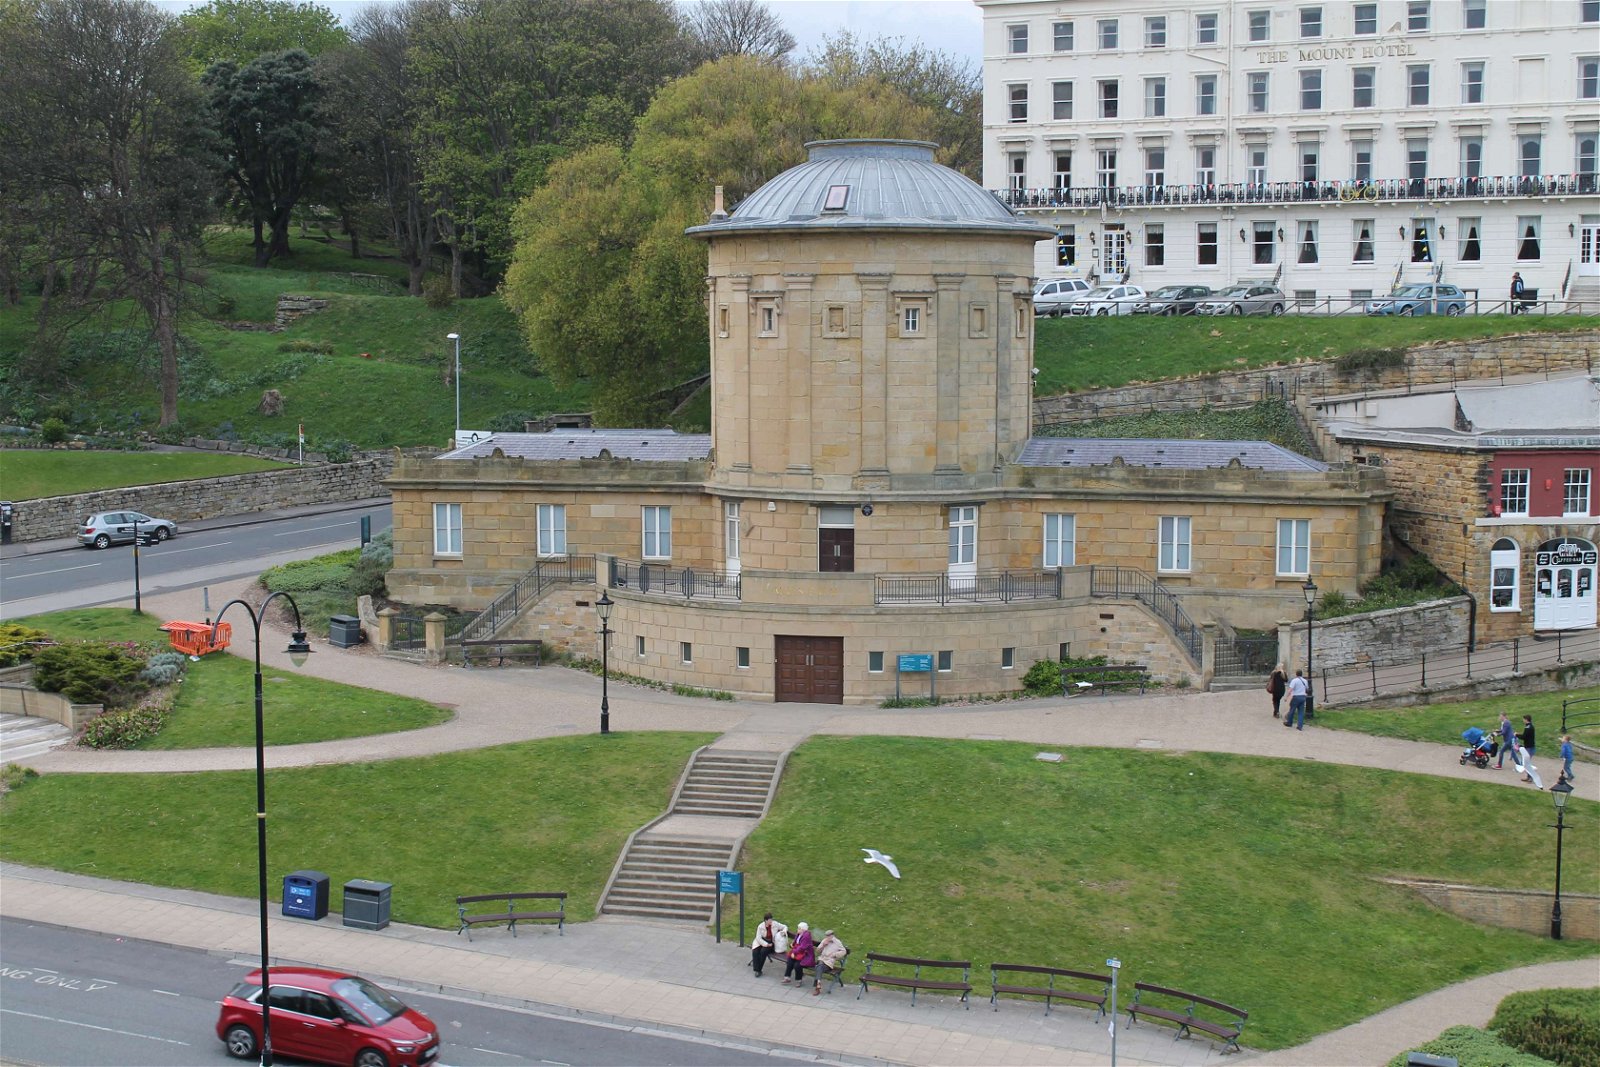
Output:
(283, 870), (329, 920)
(328, 614), (362, 648)
(0, 501), (13, 545)
(343, 879), (392, 930)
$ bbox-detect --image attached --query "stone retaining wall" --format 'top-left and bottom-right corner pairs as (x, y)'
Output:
(0, 684), (100, 730)
(1386, 878), (1599, 941)
(1278, 596), (1471, 673)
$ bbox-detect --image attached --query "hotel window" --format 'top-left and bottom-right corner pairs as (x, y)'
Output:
(1298, 220), (1319, 264)
(1407, 138), (1429, 183)
(1158, 516), (1192, 573)
(1145, 148), (1165, 187)
(1490, 538), (1519, 611)
(1407, 0), (1430, 30)
(1196, 146), (1216, 187)
(1460, 137), (1482, 179)
(1099, 79), (1119, 118)
(1043, 513), (1076, 567)
(1587, 0), (1600, 22)
(1566, 469), (1593, 516)
(1410, 216), (1433, 262)
(1580, 136), (1598, 182)
(1300, 6), (1322, 37)
(1517, 216), (1541, 260)
(1276, 519), (1310, 577)
(1294, 289), (1317, 309)
(868, 651), (883, 672)
(1196, 74), (1217, 115)
(1009, 84), (1028, 122)
(1352, 67), (1375, 108)
(1053, 81), (1073, 119)
(1354, 3), (1377, 33)
(1520, 135), (1542, 177)
(536, 503), (566, 556)
(681, 642), (692, 664)
(1053, 21), (1073, 50)
(642, 505), (672, 559)
(1408, 65), (1430, 105)
(1054, 152), (1072, 192)
(1248, 71), (1269, 113)
(1055, 225), (1076, 265)
(738, 646), (750, 669)
(1009, 153), (1026, 191)
(433, 502), (462, 556)
(1145, 223), (1165, 265)
(1301, 143), (1320, 183)
(1195, 13), (1218, 43)
(1463, 0), (1486, 27)
(1097, 149), (1117, 188)
(1248, 9), (1269, 41)
(1145, 77), (1166, 117)
(1353, 219), (1375, 262)
(1461, 62), (1484, 104)
(1007, 23), (1028, 53)
(1300, 69), (1322, 109)
(1247, 146), (1268, 186)
(1353, 139), (1373, 182)
(1098, 18), (1118, 48)
(1197, 222), (1219, 264)
(1458, 217), (1481, 260)
(1254, 221), (1276, 264)
(1581, 57), (1599, 99)
(1145, 16), (1166, 47)
(1500, 469), (1530, 516)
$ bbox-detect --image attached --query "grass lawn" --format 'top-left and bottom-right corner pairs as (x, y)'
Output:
(22, 608), (451, 748)
(0, 732), (715, 924)
(1037, 398), (1312, 451)
(0, 450), (291, 501)
(1033, 315), (1600, 394)
(1316, 686), (1600, 756)
(723, 738), (1600, 1050)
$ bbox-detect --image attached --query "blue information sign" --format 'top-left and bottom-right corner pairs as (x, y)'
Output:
(898, 653), (933, 672)
(718, 870), (743, 894)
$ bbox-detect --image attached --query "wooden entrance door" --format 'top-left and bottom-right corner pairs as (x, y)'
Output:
(774, 636), (844, 703)
(819, 528), (855, 572)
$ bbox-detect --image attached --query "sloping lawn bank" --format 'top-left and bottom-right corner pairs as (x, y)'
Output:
(0, 733), (714, 925)
(0, 450), (290, 500)
(1316, 686), (1600, 755)
(727, 737), (1599, 1050)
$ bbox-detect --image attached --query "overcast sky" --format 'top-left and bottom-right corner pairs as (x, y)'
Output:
(153, 0), (986, 67)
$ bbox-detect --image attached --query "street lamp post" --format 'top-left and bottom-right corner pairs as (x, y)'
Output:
(1550, 777), (1573, 939)
(596, 590), (613, 735)
(447, 333), (461, 441)
(1302, 578), (1317, 718)
(210, 594), (312, 1067)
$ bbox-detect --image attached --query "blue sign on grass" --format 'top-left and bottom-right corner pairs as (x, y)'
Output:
(718, 870), (742, 894)
(898, 654), (933, 672)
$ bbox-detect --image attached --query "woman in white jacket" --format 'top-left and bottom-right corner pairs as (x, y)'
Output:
(750, 913), (789, 977)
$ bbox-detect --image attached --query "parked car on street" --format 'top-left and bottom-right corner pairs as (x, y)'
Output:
(77, 510), (176, 549)
(1065, 284), (1148, 316)
(1366, 283), (1468, 316)
(1032, 277), (1092, 316)
(217, 966), (441, 1066)
(1135, 284), (1213, 315)
(1195, 284), (1288, 316)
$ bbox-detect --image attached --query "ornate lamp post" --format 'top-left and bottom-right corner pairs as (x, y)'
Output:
(446, 333), (461, 440)
(596, 590), (613, 735)
(210, 594), (312, 1066)
(1550, 776), (1573, 939)
(1302, 578), (1317, 718)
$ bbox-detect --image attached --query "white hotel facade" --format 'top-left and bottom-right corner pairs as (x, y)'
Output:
(977, 0), (1600, 308)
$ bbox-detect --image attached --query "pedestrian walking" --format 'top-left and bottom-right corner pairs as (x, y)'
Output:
(1510, 271), (1526, 312)
(750, 913), (787, 978)
(1510, 736), (1544, 790)
(1520, 715), (1536, 760)
(1285, 670), (1309, 730)
(1496, 712), (1516, 769)
(1267, 665), (1288, 719)
(782, 922), (814, 984)
(1559, 734), (1576, 783)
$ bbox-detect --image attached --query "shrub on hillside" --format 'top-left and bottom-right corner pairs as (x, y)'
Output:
(1490, 988), (1600, 1067)
(215, 295), (237, 319)
(40, 417), (67, 443)
(422, 276), (454, 309)
(0, 623), (53, 667)
(1387, 1026), (1553, 1067)
(1021, 655), (1139, 695)
(262, 550), (362, 593)
(349, 531), (393, 598)
(152, 421), (188, 445)
(30, 643), (147, 707)
(321, 439), (355, 463)
(81, 701), (168, 749)
(138, 651), (189, 686)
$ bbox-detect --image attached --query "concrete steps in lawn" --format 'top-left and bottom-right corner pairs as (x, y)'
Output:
(669, 750), (779, 818)
(601, 837), (734, 922)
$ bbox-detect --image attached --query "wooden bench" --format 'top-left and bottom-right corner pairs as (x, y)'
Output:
(1062, 663), (1149, 696)
(1126, 982), (1248, 1053)
(455, 892), (565, 940)
(787, 953), (849, 994)
(461, 638), (543, 668)
(990, 964), (1110, 1016)
(857, 952), (971, 1008)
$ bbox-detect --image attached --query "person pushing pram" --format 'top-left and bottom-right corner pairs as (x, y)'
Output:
(1460, 726), (1498, 769)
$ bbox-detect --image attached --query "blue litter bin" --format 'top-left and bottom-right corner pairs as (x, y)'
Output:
(283, 870), (329, 920)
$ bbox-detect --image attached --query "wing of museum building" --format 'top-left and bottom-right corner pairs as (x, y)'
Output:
(386, 140), (1391, 704)
(976, 0), (1600, 309)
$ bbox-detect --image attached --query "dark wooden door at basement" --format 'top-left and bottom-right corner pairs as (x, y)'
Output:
(774, 636), (844, 704)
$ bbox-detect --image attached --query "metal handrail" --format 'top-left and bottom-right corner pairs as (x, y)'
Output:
(457, 554), (597, 643)
(874, 569), (1064, 605)
(1088, 566), (1202, 666)
(608, 559), (742, 601)
(996, 173), (1597, 210)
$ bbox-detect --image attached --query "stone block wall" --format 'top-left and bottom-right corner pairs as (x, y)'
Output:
(0, 684), (100, 729)
(1388, 878), (1598, 941)
(1278, 596), (1471, 673)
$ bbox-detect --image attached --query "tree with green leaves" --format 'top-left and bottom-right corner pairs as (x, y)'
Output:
(174, 0), (346, 70)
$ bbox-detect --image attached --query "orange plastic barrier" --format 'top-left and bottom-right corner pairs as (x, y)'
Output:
(159, 620), (232, 656)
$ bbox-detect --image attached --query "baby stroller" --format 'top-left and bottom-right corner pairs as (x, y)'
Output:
(1460, 727), (1498, 768)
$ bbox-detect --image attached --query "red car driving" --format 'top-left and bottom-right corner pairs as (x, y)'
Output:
(217, 966), (441, 1067)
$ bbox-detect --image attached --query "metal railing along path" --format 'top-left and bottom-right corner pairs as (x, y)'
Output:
(1319, 629), (1600, 706)
(874, 569), (1064, 605)
(457, 555), (597, 644)
(1088, 566), (1203, 666)
(607, 559), (742, 601)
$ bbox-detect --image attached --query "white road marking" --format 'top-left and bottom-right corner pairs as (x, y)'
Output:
(12, 563), (97, 578)
(0, 1007), (191, 1045)
(274, 522), (353, 536)
(152, 988), (180, 996)
(470, 1048), (519, 1057)
(148, 541), (231, 556)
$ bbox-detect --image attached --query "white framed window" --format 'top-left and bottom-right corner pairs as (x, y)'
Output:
(1145, 223), (1165, 265)
(1490, 537), (1520, 611)
(1097, 148), (1117, 188)
(1099, 79), (1119, 118)
(1460, 137), (1483, 179)
(1462, 0), (1485, 29)
(1159, 516), (1191, 573)
(1002, 647), (1015, 669)
(1195, 146), (1216, 186)
(1043, 513), (1076, 567)
(1276, 519), (1311, 576)
(1300, 142), (1320, 183)
(1352, 67), (1375, 108)
(1354, 3), (1377, 33)
(1007, 23), (1028, 53)
(1144, 16), (1166, 47)
(1353, 218), (1374, 262)
(737, 646), (750, 668)
(948, 506), (977, 567)
(1098, 18), (1118, 48)
(1195, 13), (1218, 43)
(433, 502), (462, 557)
(1197, 222), (1218, 264)
(1300, 6), (1322, 37)
(868, 650), (883, 673)
(724, 500), (740, 570)
(1144, 77), (1166, 117)
(937, 650), (953, 672)
(1300, 69), (1322, 109)
(1565, 469), (1592, 516)
(1248, 71), (1269, 113)
(1500, 469), (1530, 516)
(1298, 221), (1319, 263)
(1583, 57), (1600, 99)
(1248, 9), (1269, 40)
(1052, 81), (1073, 120)
(1144, 148), (1165, 187)
(1520, 135), (1542, 177)
(901, 301), (925, 335)
(758, 302), (777, 336)
(1053, 21), (1073, 50)
(636, 635), (646, 657)
(1407, 0), (1430, 31)
(1009, 153), (1026, 191)
(681, 641), (693, 664)
(1461, 62), (1484, 104)
(1580, 134), (1598, 179)
(642, 505), (672, 559)
(1254, 220), (1276, 264)
(1410, 215), (1434, 263)
(1196, 74), (1217, 115)
(1247, 146), (1267, 186)
(1586, 0), (1600, 22)
(1407, 64), (1430, 105)
(537, 503), (566, 556)
(1458, 216), (1481, 260)
(1008, 83), (1028, 122)
(1517, 216), (1541, 260)
(1352, 139), (1373, 182)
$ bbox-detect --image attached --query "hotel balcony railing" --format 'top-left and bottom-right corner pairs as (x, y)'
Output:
(608, 558), (742, 601)
(995, 173), (1598, 210)
(874, 569), (1065, 605)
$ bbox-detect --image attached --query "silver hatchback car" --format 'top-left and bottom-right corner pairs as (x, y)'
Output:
(78, 510), (177, 549)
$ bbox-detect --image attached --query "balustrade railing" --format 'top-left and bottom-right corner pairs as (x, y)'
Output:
(996, 173), (1597, 211)
(608, 559), (742, 601)
(1088, 566), (1203, 666)
(874, 569), (1064, 605)
(458, 554), (596, 643)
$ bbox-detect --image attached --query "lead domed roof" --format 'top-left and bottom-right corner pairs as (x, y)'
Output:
(686, 140), (1052, 238)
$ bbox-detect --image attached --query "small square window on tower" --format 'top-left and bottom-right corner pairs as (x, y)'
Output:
(756, 299), (779, 336)
(823, 304), (849, 338)
(894, 297), (929, 337)
(968, 304), (989, 338)
(717, 305), (729, 338)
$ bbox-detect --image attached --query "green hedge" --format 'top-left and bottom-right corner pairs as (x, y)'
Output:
(30, 643), (148, 707)
(1490, 988), (1600, 1067)
(260, 550), (362, 593)
(1388, 1026), (1556, 1067)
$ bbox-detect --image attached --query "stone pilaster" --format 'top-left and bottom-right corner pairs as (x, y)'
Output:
(858, 273), (891, 476)
(934, 273), (965, 474)
(783, 273), (815, 478)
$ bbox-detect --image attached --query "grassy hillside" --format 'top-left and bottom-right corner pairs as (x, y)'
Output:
(0, 450), (290, 499)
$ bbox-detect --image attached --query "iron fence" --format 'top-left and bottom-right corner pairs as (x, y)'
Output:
(873, 569), (1064, 606)
(1215, 634), (1279, 678)
(1088, 566), (1202, 666)
(608, 559), (742, 601)
(996, 173), (1596, 211)
(1320, 629), (1600, 706)
(458, 555), (596, 644)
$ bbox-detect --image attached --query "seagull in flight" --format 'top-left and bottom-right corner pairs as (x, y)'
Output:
(861, 848), (901, 879)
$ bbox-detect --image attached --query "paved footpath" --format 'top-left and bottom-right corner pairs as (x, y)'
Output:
(3, 578), (1596, 1066)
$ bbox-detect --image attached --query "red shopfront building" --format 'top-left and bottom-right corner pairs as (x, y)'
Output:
(1488, 450), (1597, 632)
